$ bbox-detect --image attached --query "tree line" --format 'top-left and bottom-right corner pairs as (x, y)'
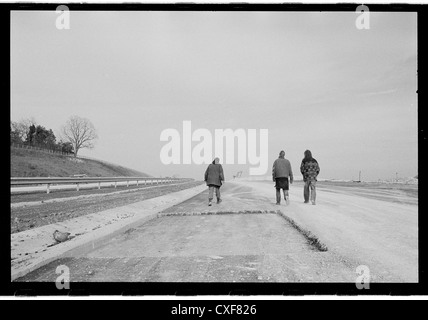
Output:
(10, 115), (97, 157)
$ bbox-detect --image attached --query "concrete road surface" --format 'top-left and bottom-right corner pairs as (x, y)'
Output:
(17, 180), (417, 283)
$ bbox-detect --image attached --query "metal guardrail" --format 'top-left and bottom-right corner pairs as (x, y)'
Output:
(11, 176), (193, 194)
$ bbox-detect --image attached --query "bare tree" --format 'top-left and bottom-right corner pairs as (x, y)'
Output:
(11, 117), (37, 141)
(60, 115), (98, 157)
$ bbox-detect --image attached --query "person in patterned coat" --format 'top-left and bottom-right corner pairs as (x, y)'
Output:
(300, 150), (320, 205)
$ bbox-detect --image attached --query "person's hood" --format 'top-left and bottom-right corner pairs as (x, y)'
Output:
(304, 150), (313, 160)
(212, 157), (220, 164)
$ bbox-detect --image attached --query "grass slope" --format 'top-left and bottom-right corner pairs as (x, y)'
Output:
(11, 147), (150, 177)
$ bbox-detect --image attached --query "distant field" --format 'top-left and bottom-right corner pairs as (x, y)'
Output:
(11, 147), (150, 177)
(312, 181), (418, 205)
(250, 179), (418, 205)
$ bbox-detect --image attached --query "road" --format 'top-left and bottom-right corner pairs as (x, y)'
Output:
(11, 181), (203, 234)
(16, 179), (418, 283)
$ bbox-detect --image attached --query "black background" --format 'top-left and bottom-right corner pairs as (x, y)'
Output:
(1, 2), (426, 302)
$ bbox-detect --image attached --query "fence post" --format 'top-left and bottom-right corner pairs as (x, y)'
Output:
(98, 182), (101, 190)
(76, 183), (80, 192)
(47, 184), (50, 194)
(115, 181), (117, 188)
(127, 180), (129, 188)
(137, 180), (139, 187)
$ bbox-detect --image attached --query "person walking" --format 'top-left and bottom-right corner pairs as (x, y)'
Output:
(204, 157), (224, 206)
(272, 150), (293, 205)
(300, 150), (320, 205)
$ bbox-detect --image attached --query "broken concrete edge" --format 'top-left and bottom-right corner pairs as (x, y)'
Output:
(158, 210), (279, 216)
(275, 210), (329, 252)
(11, 184), (207, 282)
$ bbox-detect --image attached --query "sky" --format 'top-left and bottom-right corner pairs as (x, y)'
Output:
(11, 10), (417, 181)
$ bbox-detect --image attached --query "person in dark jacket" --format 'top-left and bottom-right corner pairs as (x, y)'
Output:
(300, 150), (320, 205)
(272, 150), (293, 205)
(204, 157), (224, 206)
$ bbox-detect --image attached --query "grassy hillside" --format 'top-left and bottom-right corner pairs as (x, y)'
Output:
(11, 147), (151, 177)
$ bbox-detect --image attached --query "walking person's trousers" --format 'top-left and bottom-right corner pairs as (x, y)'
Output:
(304, 180), (316, 203)
(208, 185), (221, 201)
(276, 188), (288, 203)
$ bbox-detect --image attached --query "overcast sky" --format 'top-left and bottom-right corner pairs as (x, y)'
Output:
(11, 10), (417, 181)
